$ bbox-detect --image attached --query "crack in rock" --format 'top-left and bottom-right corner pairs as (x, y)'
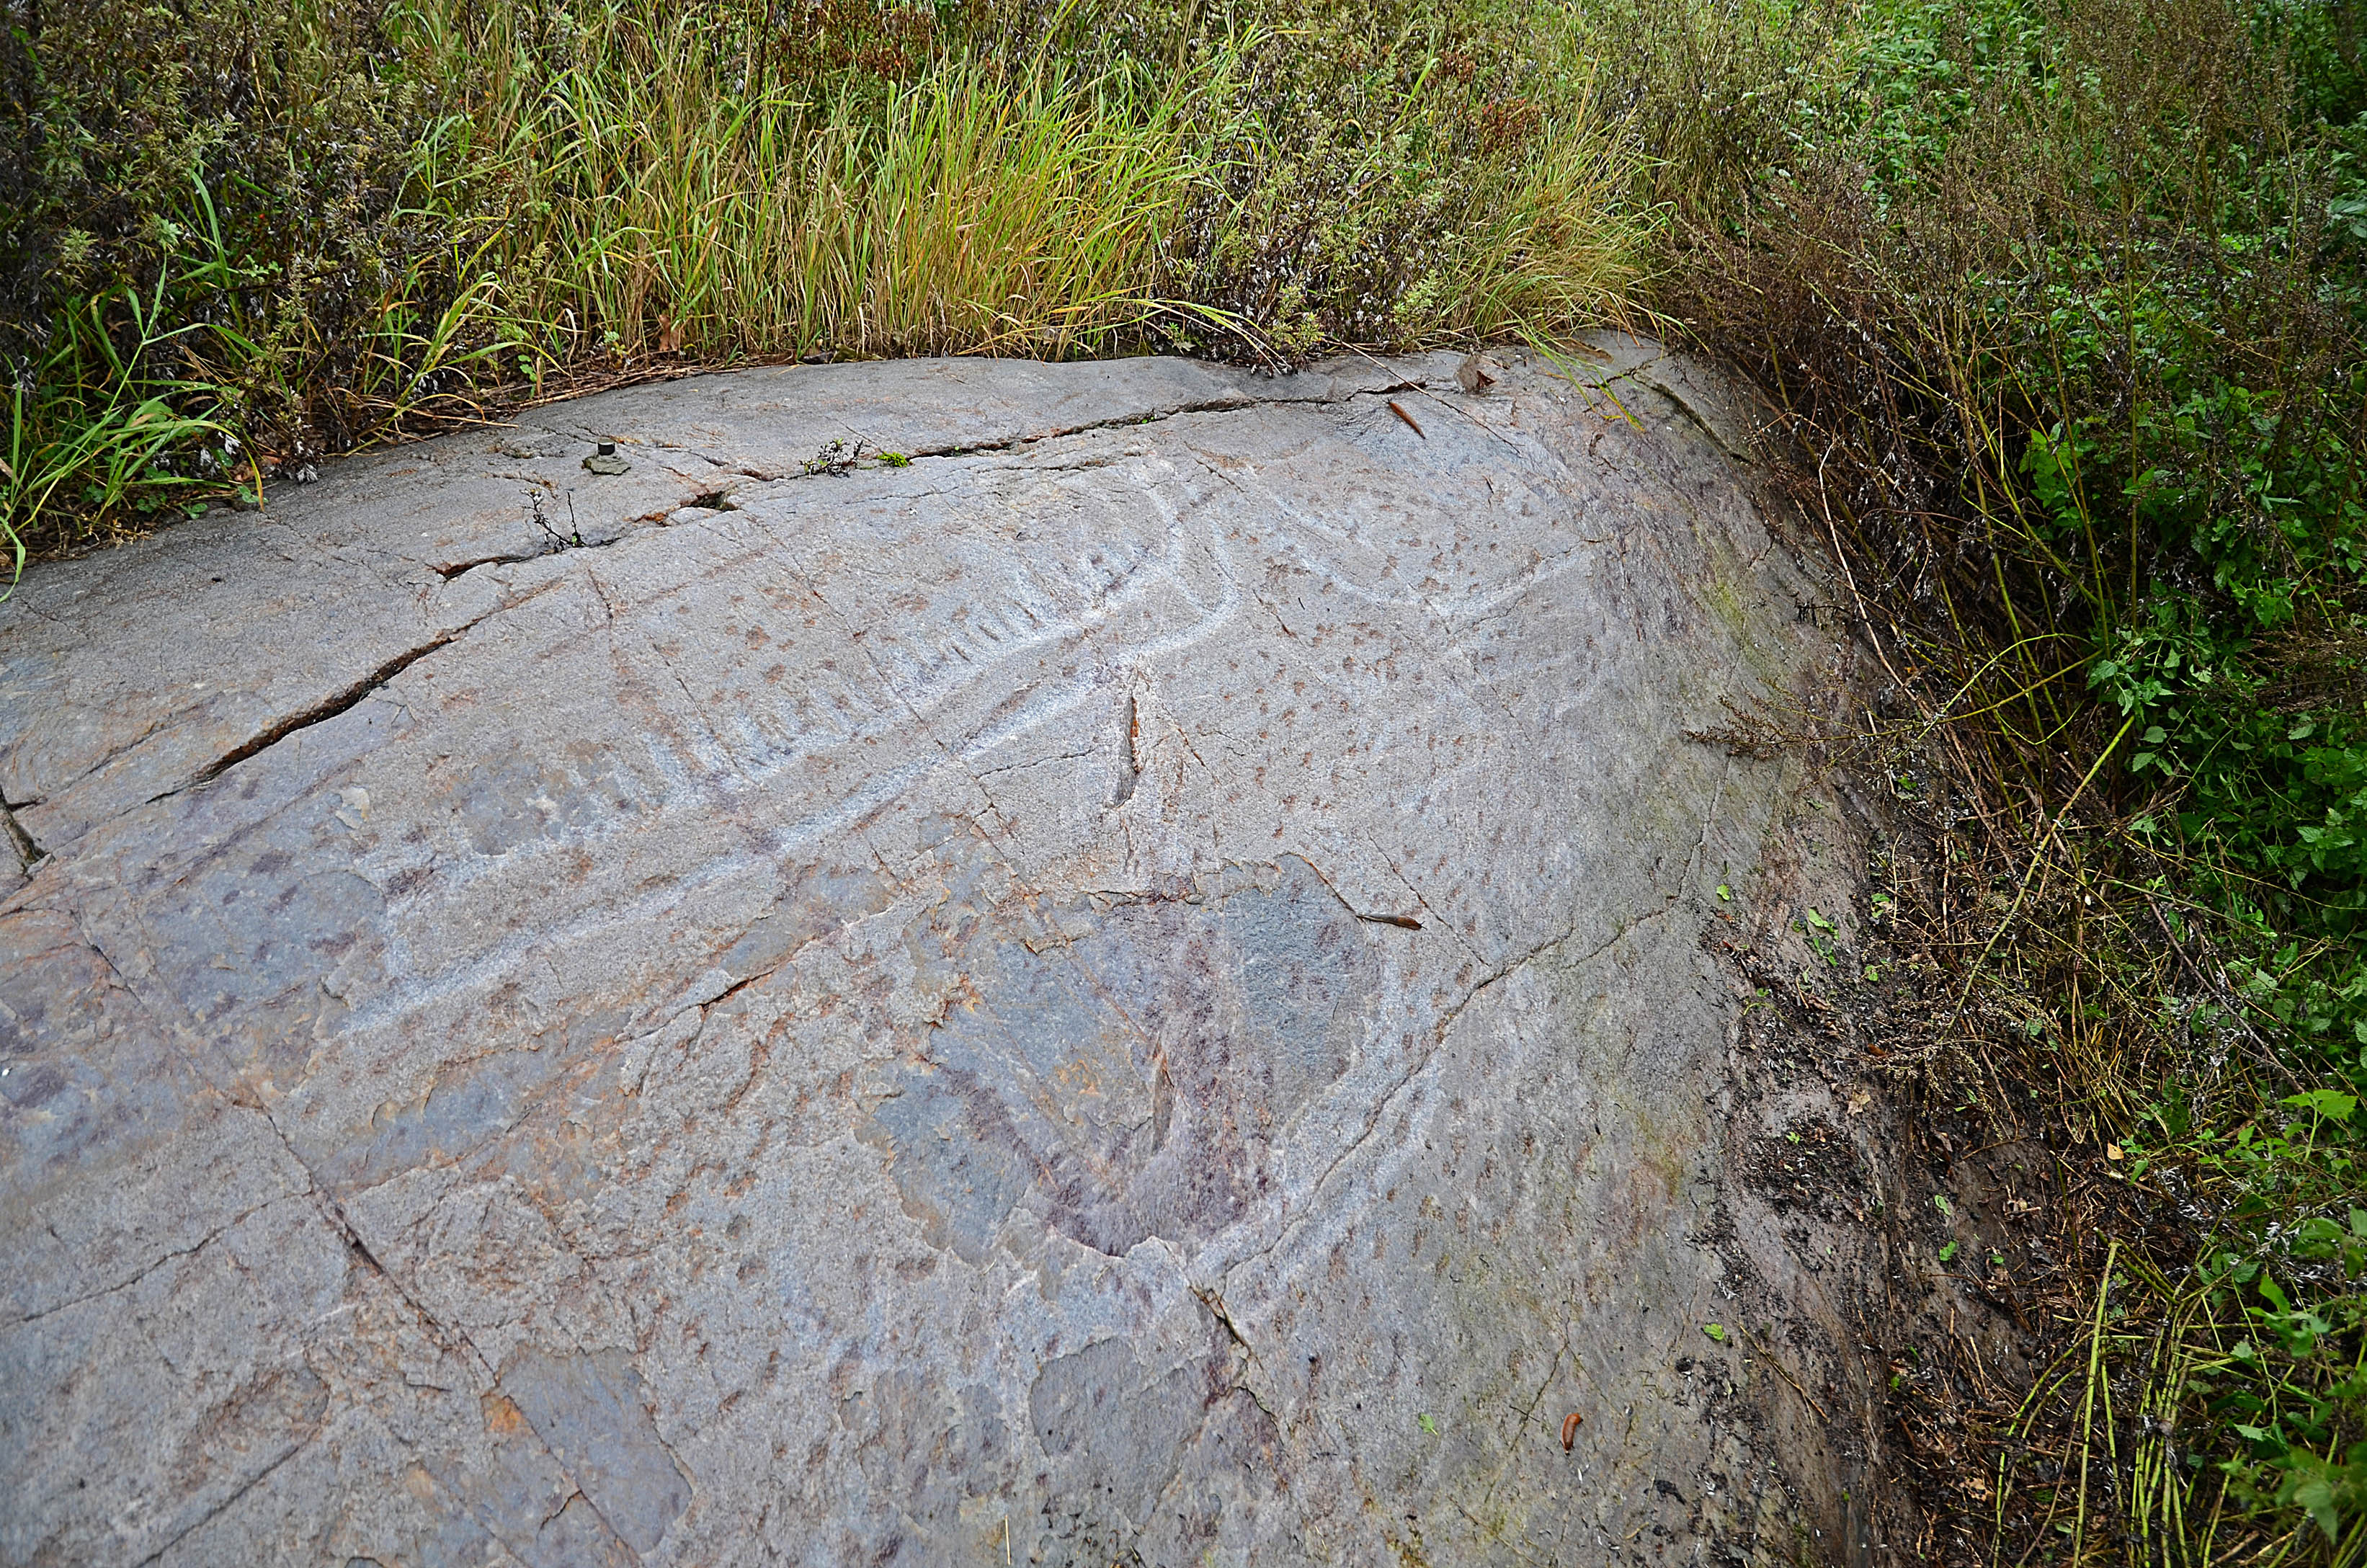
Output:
(1, 796), (44, 871)
(148, 585), (556, 803)
(131, 1421), (321, 1567)
(12, 1191), (296, 1326)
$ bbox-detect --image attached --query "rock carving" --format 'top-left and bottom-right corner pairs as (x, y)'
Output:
(3, 342), (1853, 1564)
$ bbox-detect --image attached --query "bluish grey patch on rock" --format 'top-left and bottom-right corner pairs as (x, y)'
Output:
(860, 852), (1370, 1262)
(497, 1345), (692, 1555)
(1028, 1337), (1203, 1543)
(862, 1062), (1043, 1264)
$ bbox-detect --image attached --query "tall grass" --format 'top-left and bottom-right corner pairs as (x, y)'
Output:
(6, 0), (1651, 566)
(450, 0), (1649, 361)
(464, 12), (1234, 362)
(2, 202), (252, 571)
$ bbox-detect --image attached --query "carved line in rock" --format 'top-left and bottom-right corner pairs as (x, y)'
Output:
(0, 347), (1823, 1568)
(1, 352), (1713, 863)
(1164, 437), (1638, 752)
(1193, 821), (1728, 1320)
(118, 555), (1158, 1083)
(22, 371), (1654, 891)
(440, 452), (1236, 859)
(0, 915), (663, 1559)
(50, 414), (1685, 1231)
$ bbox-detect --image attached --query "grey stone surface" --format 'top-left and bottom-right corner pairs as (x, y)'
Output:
(2, 342), (1849, 1566)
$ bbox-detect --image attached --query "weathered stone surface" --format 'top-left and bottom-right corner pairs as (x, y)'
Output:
(2, 343), (1853, 1565)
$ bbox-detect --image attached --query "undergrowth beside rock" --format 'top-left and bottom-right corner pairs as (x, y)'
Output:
(1638, 0), (2367, 1557)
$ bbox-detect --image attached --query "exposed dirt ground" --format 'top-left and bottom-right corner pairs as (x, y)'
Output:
(1699, 496), (2183, 1567)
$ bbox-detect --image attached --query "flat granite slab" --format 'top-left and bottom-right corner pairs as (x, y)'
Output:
(1, 343), (1845, 1567)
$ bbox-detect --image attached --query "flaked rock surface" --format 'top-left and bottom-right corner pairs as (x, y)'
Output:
(1, 344), (1871, 1565)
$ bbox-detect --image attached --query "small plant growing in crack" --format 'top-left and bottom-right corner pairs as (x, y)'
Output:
(526, 487), (583, 553)
(802, 437), (870, 476)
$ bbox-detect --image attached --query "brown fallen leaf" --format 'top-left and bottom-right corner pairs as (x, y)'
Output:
(1456, 354), (1499, 395)
(656, 312), (685, 355)
(1388, 400), (1426, 438)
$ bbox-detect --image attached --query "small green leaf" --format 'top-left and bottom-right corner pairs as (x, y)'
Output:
(1418, 1412), (1438, 1435)
(1933, 1193), (1953, 1217)
(2283, 1088), (2358, 1123)
(2291, 1473), (2340, 1541)
(1938, 1240), (1958, 1262)
(1716, 883), (1732, 901)
(1702, 1323), (1726, 1343)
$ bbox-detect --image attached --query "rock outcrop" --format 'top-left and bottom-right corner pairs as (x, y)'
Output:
(1, 344), (1861, 1565)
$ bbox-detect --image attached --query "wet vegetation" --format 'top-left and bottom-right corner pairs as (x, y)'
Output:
(1624, 0), (2367, 1557)
(6, 0), (2364, 1557)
